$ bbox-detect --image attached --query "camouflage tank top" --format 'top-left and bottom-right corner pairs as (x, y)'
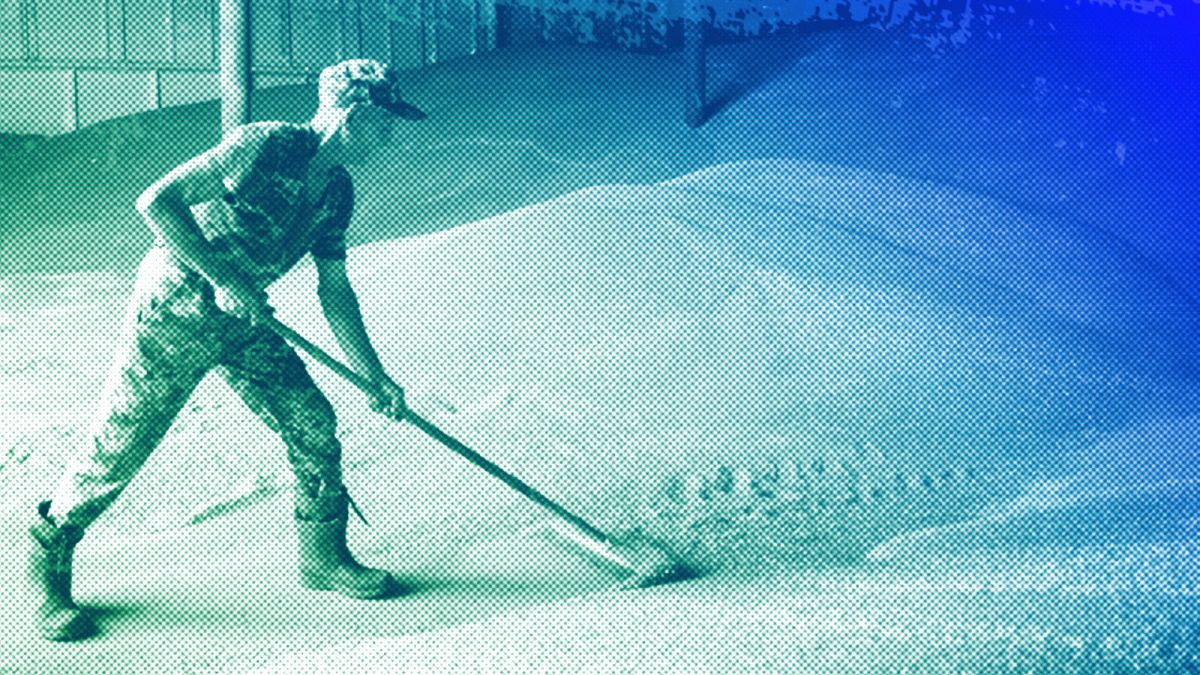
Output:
(178, 121), (352, 288)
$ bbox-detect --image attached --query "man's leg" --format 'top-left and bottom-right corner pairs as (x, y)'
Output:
(216, 326), (396, 599)
(35, 315), (208, 641)
(49, 327), (208, 528)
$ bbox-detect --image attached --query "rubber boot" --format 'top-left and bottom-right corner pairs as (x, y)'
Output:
(295, 487), (396, 599)
(28, 502), (97, 641)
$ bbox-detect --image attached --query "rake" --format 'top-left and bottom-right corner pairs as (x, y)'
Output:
(265, 316), (688, 589)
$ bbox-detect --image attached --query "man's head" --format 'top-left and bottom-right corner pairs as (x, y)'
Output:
(313, 59), (426, 164)
(317, 59), (427, 121)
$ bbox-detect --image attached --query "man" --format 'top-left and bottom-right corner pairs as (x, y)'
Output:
(27, 59), (426, 641)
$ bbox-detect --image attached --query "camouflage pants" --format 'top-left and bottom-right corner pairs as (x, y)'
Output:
(49, 247), (345, 529)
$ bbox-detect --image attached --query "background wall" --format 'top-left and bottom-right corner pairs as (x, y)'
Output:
(0, 0), (497, 136)
(1, 0), (1186, 136)
(496, 0), (978, 51)
(496, 0), (1186, 51)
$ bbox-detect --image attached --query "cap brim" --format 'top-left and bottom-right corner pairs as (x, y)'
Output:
(380, 99), (428, 121)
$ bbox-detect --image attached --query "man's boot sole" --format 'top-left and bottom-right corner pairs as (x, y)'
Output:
(39, 610), (97, 642)
(300, 572), (395, 599)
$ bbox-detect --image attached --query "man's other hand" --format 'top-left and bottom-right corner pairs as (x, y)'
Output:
(214, 276), (273, 325)
(369, 377), (408, 421)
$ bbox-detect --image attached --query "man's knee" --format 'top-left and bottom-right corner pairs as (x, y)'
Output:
(278, 379), (339, 441)
(293, 470), (347, 521)
(281, 406), (341, 471)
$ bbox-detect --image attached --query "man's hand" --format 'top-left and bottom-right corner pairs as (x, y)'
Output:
(369, 376), (408, 421)
(213, 275), (273, 325)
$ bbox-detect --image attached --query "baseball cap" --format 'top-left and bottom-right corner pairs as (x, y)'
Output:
(318, 59), (427, 121)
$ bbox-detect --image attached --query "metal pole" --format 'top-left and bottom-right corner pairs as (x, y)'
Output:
(69, 68), (80, 131)
(683, 0), (707, 128)
(121, 0), (129, 61)
(219, 0), (252, 134)
(168, 0), (177, 62)
(337, 0), (348, 60)
(281, 0), (294, 69)
(356, 0), (365, 57)
(19, 0), (35, 60)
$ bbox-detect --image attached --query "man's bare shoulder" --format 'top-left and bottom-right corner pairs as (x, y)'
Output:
(143, 122), (316, 208)
(212, 121), (315, 167)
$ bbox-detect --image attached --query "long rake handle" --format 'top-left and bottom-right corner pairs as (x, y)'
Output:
(264, 317), (614, 545)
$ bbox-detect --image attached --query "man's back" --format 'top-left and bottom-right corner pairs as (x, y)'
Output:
(183, 122), (351, 287)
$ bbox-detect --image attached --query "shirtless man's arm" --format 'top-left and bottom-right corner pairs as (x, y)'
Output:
(135, 150), (271, 324)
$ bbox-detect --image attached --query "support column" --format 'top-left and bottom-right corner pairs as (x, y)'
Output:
(219, 0), (252, 134)
(683, 1), (707, 128)
(69, 69), (81, 132)
(19, 0), (38, 60)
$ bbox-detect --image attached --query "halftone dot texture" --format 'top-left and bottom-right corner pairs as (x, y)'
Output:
(2, 0), (1199, 672)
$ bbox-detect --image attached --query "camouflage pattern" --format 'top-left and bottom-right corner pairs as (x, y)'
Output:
(49, 123), (355, 529)
(184, 121), (352, 287)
